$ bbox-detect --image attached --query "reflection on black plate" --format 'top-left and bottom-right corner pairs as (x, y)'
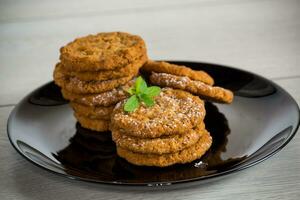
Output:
(7, 61), (299, 188)
(28, 82), (68, 106)
(54, 103), (245, 183)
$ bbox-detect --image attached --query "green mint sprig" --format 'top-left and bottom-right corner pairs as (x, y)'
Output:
(124, 76), (161, 112)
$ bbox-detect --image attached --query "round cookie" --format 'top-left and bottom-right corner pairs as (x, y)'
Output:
(117, 129), (212, 167)
(150, 72), (234, 104)
(61, 54), (147, 81)
(112, 122), (205, 155)
(74, 112), (110, 132)
(54, 63), (137, 94)
(53, 62), (65, 87)
(142, 60), (214, 85)
(60, 32), (147, 71)
(61, 82), (132, 106)
(71, 102), (114, 120)
(111, 88), (206, 138)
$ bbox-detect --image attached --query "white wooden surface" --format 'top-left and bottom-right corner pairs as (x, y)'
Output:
(0, 0), (300, 199)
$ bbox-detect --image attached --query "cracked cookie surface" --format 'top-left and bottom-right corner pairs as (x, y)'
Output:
(111, 88), (206, 138)
(142, 60), (214, 85)
(60, 81), (133, 106)
(112, 122), (205, 155)
(117, 129), (212, 167)
(54, 63), (137, 94)
(150, 72), (234, 104)
(60, 32), (147, 71)
(60, 53), (147, 81)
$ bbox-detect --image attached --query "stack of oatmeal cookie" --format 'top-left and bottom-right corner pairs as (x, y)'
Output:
(53, 32), (147, 132)
(111, 88), (212, 167)
(53, 31), (235, 167)
(142, 61), (233, 104)
(110, 61), (234, 167)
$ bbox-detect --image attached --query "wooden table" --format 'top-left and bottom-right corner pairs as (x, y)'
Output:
(1, 0), (300, 199)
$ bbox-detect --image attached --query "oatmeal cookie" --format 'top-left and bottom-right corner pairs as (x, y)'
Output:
(53, 62), (65, 87)
(74, 112), (110, 132)
(54, 63), (136, 94)
(111, 88), (206, 138)
(61, 82), (132, 106)
(60, 32), (147, 71)
(65, 75), (134, 94)
(112, 122), (205, 155)
(142, 60), (214, 85)
(150, 72), (233, 104)
(61, 54), (147, 81)
(117, 129), (212, 167)
(71, 102), (114, 120)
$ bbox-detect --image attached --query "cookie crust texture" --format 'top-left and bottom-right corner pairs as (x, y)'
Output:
(61, 81), (133, 107)
(74, 112), (110, 132)
(54, 63), (136, 94)
(111, 88), (206, 138)
(117, 130), (212, 167)
(112, 122), (205, 155)
(142, 60), (214, 85)
(60, 54), (147, 81)
(60, 32), (147, 71)
(71, 102), (114, 120)
(150, 72), (234, 104)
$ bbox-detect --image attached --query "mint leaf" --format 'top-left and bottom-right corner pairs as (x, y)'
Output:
(124, 95), (139, 112)
(127, 87), (135, 95)
(140, 94), (154, 107)
(123, 76), (161, 112)
(144, 86), (161, 97)
(135, 76), (147, 93)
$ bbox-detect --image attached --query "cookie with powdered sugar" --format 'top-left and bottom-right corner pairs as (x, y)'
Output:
(111, 88), (206, 138)
(141, 60), (214, 85)
(150, 72), (233, 104)
(60, 80), (133, 107)
(53, 63), (137, 94)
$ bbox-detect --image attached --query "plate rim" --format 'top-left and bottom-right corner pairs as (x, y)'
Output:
(7, 60), (300, 187)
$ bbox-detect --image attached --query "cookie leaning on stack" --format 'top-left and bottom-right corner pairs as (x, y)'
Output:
(142, 60), (234, 104)
(52, 31), (235, 167)
(53, 32), (148, 131)
(111, 88), (212, 167)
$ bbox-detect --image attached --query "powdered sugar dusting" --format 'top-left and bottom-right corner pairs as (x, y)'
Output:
(151, 72), (211, 90)
(150, 72), (233, 103)
(111, 88), (205, 137)
(82, 88), (127, 106)
(63, 81), (133, 107)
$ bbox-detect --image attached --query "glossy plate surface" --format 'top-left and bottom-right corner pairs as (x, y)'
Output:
(7, 61), (300, 188)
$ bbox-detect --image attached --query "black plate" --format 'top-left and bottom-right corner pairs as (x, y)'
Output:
(7, 61), (300, 189)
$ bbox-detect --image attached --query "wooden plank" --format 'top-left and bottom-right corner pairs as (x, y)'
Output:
(0, 0), (211, 22)
(1, 0), (283, 23)
(0, 77), (299, 199)
(1, 0), (300, 199)
(275, 77), (300, 103)
(0, 0), (299, 105)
